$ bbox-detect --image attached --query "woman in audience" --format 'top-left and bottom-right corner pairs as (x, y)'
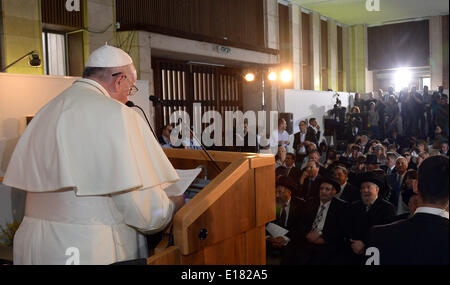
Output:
(275, 146), (287, 168)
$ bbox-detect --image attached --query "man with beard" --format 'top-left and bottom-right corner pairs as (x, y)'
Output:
(345, 172), (395, 264)
(267, 176), (305, 265)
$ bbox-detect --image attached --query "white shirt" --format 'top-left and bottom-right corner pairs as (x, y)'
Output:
(297, 132), (307, 154)
(414, 207), (449, 219)
(314, 200), (331, 234)
(277, 130), (290, 147)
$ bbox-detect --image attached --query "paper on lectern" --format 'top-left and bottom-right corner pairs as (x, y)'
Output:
(163, 168), (202, 197)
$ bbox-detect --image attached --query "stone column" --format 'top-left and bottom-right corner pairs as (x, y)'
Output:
(310, 13), (321, 91)
(328, 20), (338, 91)
(263, 0), (280, 113)
(87, 0), (115, 54)
(430, 16), (443, 90)
(349, 24), (366, 93)
(342, 25), (350, 92)
(290, 3), (302, 90)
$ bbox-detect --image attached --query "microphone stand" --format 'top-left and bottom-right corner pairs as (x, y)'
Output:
(179, 120), (222, 173)
(149, 96), (222, 173)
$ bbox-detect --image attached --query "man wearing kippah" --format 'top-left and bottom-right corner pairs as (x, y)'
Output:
(3, 45), (185, 265)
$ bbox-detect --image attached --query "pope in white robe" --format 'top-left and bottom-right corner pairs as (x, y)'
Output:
(3, 45), (183, 265)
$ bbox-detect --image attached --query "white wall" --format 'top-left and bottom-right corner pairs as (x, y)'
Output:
(0, 73), (149, 228)
(282, 89), (352, 151)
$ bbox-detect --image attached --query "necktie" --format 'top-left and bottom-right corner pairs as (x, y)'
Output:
(311, 205), (326, 232)
(280, 206), (287, 227)
(365, 204), (371, 212)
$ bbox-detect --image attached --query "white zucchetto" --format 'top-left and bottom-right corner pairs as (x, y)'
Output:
(85, 44), (133, 68)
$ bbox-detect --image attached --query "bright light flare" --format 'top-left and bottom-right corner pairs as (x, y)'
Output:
(280, 69), (292, 83)
(268, 71), (277, 81)
(394, 68), (411, 92)
(244, 72), (255, 82)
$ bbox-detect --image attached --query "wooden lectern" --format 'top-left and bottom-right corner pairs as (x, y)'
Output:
(147, 149), (275, 265)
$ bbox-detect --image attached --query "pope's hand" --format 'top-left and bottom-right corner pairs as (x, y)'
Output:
(170, 195), (185, 212)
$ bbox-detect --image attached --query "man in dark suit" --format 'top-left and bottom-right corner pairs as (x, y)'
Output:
(293, 120), (309, 165)
(368, 155), (449, 265)
(332, 166), (360, 203)
(306, 118), (321, 146)
(380, 152), (398, 175)
(292, 177), (348, 265)
(345, 172), (395, 264)
(285, 153), (301, 189)
(298, 160), (323, 200)
(385, 156), (409, 215)
(267, 176), (305, 265)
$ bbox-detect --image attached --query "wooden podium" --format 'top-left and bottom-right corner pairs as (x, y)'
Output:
(147, 149), (276, 265)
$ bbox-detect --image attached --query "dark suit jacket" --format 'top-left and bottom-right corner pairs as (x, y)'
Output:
(368, 213), (449, 265)
(297, 175), (323, 200)
(276, 197), (305, 240)
(287, 166), (301, 189)
(269, 197), (305, 264)
(306, 126), (320, 146)
(291, 197), (348, 264)
(385, 172), (407, 207)
(348, 198), (395, 244)
(380, 165), (396, 175)
(338, 182), (360, 203)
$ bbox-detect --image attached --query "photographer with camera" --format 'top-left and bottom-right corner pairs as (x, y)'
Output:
(344, 106), (363, 142)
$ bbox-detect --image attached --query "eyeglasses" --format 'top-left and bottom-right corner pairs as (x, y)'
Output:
(112, 72), (139, 96)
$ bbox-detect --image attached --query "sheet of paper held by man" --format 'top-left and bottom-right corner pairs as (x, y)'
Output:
(164, 168), (202, 196)
(266, 222), (289, 237)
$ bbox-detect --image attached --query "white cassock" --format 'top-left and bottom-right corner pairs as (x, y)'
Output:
(3, 78), (179, 265)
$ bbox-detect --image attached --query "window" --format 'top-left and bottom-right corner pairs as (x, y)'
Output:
(42, 31), (67, 76)
(422, 77), (431, 90)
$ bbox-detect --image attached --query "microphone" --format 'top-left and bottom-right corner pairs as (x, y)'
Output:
(125, 101), (158, 139)
(149, 95), (164, 105)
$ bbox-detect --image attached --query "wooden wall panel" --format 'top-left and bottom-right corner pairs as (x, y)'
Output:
(443, 15), (449, 89)
(321, 20), (328, 90)
(41, 0), (84, 28)
(337, 26), (343, 91)
(302, 12), (311, 90)
(116, 0), (272, 53)
(278, 4), (291, 66)
(368, 20), (429, 70)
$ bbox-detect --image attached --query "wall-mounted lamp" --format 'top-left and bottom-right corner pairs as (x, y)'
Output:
(1, 50), (41, 72)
